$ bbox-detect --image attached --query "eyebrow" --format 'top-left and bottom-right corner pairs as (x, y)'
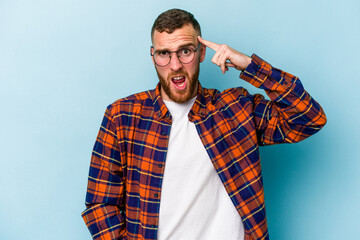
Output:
(155, 43), (197, 52)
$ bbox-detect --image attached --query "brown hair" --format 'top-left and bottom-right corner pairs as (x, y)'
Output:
(151, 9), (201, 42)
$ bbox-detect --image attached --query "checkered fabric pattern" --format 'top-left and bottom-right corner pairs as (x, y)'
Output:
(82, 54), (327, 240)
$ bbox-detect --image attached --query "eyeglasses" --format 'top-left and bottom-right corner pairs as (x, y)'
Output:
(151, 43), (201, 67)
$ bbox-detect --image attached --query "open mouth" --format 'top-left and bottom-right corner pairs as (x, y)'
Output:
(171, 76), (187, 90)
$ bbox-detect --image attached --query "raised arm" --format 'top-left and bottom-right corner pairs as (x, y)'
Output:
(199, 36), (327, 145)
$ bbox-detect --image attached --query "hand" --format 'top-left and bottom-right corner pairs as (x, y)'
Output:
(198, 36), (252, 73)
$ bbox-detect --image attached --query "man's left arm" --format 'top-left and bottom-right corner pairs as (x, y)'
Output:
(198, 36), (327, 145)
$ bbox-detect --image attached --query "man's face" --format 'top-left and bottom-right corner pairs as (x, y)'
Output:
(151, 24), (206, 103)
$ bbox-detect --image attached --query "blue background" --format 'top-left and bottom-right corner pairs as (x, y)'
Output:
(1, 0), (359, 239)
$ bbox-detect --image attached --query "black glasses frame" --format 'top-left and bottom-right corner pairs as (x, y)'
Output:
(150, 43), (201, 67)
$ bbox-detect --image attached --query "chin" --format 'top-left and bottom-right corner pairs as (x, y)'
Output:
(164, 82), (198, 103)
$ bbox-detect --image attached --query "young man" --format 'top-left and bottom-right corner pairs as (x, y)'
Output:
(82, 9), (326, 240)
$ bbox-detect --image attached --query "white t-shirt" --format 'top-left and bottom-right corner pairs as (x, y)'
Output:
(157, 97), (245, 240)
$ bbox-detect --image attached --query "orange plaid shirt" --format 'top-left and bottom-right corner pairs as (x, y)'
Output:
(82, 54), (327, 240)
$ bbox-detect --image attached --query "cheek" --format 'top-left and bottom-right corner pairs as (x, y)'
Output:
(187, 62), (199, 75)
(156, 67), (168, 78)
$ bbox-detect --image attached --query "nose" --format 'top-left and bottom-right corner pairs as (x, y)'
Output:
(169, 52), (183, 71)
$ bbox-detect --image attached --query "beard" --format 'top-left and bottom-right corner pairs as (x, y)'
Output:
(156, 64), (200, 103)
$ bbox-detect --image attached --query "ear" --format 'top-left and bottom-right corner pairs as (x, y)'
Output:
(199, 43), (206, 63)
(150, 46), (155, 65)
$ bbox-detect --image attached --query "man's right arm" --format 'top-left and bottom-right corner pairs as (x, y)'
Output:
(82, 106), (126, 240)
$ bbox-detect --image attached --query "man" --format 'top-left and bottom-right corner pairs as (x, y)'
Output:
(82, 9), (326, 240)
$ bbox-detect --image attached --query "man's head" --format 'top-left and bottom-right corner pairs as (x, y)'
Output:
(151, 9), (201, 43)
(151, 9), (206, 103)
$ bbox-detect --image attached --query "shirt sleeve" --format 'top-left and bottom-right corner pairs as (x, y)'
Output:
(239, 54), (327, 145)
(81, 106), (127, 239)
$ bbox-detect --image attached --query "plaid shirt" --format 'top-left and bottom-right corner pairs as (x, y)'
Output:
(82, 54), (327, 240)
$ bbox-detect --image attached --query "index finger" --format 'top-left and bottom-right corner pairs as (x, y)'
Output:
(198, 36), (220, 51)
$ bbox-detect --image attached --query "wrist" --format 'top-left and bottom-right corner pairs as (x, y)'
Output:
(242, 55), (252, 70)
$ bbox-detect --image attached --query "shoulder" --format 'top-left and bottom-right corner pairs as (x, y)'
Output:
(213, 87), (253, 103)
(211, 86), (268, 112)
(106, 89), (156, 118)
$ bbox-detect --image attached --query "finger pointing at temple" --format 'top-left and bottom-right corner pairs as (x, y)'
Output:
(198, 36), (221, 51)
(198, 36), (252, 73)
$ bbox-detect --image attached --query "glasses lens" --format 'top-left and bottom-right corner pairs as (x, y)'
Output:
(154, 52), (170, 66)
(178, 48), (195, 64)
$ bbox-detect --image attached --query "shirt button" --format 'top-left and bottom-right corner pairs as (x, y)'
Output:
(154, 193), (159, 198)
(161, 130), (167, 135)
(158, 164), (163, 168)
(151, 225), (156, 228)
(284, 81), (288, 84)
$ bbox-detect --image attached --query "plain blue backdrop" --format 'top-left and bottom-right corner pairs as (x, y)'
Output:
(1, 0), (359, 239)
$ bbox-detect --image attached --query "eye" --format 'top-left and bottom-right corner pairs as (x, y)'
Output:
(179, 48), (192, 56)
(157, 51), (169, 57)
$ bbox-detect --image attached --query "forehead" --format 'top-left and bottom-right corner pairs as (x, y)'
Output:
(152, 24), (198, 50)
